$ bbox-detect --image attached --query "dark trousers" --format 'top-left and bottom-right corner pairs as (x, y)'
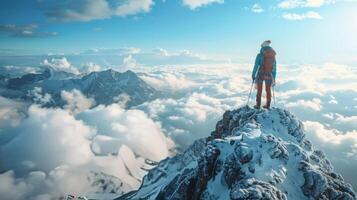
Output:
(256, 82), (271, 107)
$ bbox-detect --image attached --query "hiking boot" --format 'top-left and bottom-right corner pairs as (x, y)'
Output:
(254, 105), (260, 109)
(263, 104), (270, 109)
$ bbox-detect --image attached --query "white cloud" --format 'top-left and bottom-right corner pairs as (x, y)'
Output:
(285, 98), (322, 111)
(282, 11), (322, 20)
(179, 49), (208, 60)
(77, 104), (174, 161)
(0, 105), (95, 173)
(75, 47), (227, 66)
(182, 0), (224, 10)
(328, 96), (338, 104)
(304, 121), (357, 146)
(335, 115), (357, 127)
(304, 121), (357, 186)
(0, 24), (58, 38)
(277, 63), (357, 93)
(81, 62), (102, 74)
(115, 0), (154, 17)
(61, 89), (95, 114)
(0, 171), (29, 200)
(0, 66), (40, 77)
(0, 165), (110, 200)
(28, 87), (53, 105)
(80, 47), (141, 56)
(0, 106), (98, 199)
(44, 0), (111, 22)
(137, 92), (231, 150)
(151, 48), (208, 60)
(122, 54), (138, 70)
(0, 96), (27, 129)
(140, 72), (197, 92)
(113, 93), (131, 108)
(0, 101), (174, 198)
(152, 47), (170, 56)
(278, 0), (326, 9)
(279, 0), (304, 8)
(251, 4), (264, 13)
(42, 0), (154, 22)
(323, 113), (357, 130)
(42, 57), (80, 74)
(305, 0), (326, 7)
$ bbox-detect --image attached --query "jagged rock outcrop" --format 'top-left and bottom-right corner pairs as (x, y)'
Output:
(87, 171), (131, 195)
(117, 106), (356, 200)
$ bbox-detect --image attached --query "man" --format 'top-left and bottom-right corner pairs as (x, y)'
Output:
(251, 40), (276, 109)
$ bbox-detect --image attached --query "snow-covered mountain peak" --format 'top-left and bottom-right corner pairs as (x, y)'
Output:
(212, 106), (310, 151)
(118, 106), (356, 200)
(82, 69), (139, 85)
(79, 69), (159, 106)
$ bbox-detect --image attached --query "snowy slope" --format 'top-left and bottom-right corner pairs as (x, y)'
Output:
(117, 106), (356, 200)
(78, 69), (159, 106)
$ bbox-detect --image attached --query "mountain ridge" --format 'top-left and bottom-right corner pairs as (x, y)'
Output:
(1, 68), (160, 108)
(117, 106), (356, 200)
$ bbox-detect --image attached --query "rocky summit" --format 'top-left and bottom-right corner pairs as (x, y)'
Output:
(117, 106), (356, 200)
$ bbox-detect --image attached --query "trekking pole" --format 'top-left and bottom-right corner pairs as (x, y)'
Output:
(246, 80), (254, 106)
(273, 85), (276, 106)
(272, 76), (276, 107)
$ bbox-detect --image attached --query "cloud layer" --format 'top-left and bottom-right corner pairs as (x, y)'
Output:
(1, 57), (356, 198)
(0, 105), (95, 173)
(304, 121), (357, 186)
(0, 93), (173, 199)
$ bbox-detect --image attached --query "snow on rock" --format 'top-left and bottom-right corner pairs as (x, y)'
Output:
(117, 106), (356, 200)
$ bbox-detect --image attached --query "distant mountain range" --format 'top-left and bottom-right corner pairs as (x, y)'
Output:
(0, 67), (160, 108)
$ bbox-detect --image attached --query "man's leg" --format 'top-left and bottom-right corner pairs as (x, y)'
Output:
(254, 82), (263, 109)
(264, 82), (272, 109)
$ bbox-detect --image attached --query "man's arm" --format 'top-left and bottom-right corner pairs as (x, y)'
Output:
(252, 54), (261, 80)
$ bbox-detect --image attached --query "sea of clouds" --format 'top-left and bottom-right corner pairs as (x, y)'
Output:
(0, 54), (356, 199)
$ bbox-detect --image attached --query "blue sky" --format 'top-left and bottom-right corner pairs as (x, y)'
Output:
(0, 0), (357, 64)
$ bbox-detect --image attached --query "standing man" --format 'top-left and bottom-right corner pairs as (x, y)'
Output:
(251, 40), (277, 109)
